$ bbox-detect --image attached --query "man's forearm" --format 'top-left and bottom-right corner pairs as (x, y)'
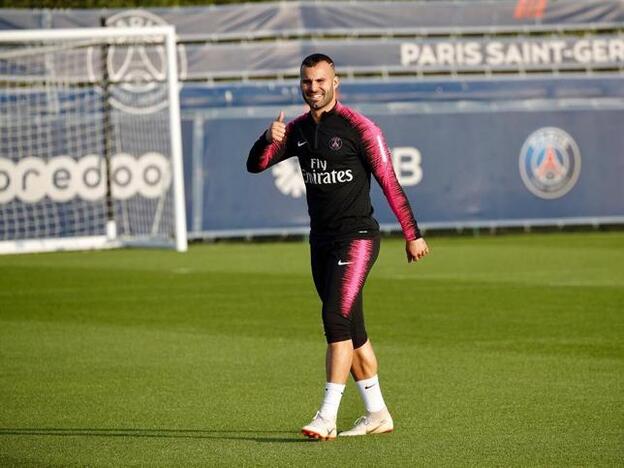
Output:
(246, 133), (272, 173)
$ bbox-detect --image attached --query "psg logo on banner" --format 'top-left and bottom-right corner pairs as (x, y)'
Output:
(87, 10), (187, 115)
(518, 127), (581, 199)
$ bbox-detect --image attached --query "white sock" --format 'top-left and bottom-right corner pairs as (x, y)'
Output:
(356, 375), (386, 413)
(318, 382), (345, 421)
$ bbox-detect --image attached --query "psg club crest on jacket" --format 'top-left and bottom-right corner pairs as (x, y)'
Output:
(518, 127), (581, 199)
(329, 136), (343, 151)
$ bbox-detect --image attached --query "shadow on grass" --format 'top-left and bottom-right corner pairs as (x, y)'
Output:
(0, 428), (318, 443)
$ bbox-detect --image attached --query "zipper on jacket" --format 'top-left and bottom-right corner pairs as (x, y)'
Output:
(314, 122), (320, 150)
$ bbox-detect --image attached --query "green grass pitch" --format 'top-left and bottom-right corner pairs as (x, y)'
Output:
(1, 232), (623, 466)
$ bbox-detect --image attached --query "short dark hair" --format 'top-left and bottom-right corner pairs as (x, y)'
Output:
(301, 53), (335, 69)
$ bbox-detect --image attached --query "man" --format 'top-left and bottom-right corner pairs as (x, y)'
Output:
(247, 53), (429, 440)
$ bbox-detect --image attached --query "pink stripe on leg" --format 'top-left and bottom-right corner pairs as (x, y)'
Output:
(340, 239), (374, 316)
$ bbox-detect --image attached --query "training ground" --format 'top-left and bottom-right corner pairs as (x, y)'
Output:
(1, 232), (622, 466)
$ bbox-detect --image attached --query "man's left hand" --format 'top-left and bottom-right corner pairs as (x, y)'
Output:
(406, 238), (429, 263)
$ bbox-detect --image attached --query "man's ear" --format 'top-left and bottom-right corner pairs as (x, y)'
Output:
(334, 75), (340, 90)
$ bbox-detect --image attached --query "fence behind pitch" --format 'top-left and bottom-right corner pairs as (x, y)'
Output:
(1, 2), (623, 238)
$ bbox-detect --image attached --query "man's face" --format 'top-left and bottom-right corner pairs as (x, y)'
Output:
(300, 61), (339, 111)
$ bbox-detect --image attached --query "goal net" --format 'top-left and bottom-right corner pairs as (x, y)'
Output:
(0, 26), (187, 254)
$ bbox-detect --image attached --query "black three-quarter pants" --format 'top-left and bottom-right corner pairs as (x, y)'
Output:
(310, 235), (381, 349)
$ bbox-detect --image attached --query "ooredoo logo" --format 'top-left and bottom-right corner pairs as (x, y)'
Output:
(87, 9), (187, 115)
(0, 153), (171, 204)
(519, 127), (581, 199)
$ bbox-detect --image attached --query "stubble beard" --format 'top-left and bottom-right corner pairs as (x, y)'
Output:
(303, 87), (334, 111)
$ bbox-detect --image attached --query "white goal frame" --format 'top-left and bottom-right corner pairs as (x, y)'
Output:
(0, 26), (187, 254)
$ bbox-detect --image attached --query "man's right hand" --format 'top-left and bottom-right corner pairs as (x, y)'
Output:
(265, 111), (286, 143)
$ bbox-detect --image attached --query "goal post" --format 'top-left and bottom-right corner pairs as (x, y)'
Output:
(0, 26), (187, 254)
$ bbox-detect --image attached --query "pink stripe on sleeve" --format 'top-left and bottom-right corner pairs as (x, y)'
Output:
(337, 103), (420, 240)
(247, 113), (307, 173)
(256, 139), (287, 171)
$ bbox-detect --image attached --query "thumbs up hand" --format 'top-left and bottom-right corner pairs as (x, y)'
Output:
(265, 111), (286, 143)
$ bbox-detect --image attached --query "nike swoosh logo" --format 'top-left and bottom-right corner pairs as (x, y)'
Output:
(364, 383), (377, 390)
(368, 420), (388, 433)
(338, 260), (352, 266)
(297, 140), (307, 147)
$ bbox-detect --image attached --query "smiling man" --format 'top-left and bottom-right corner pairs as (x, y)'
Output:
(247, 53), (429, 440)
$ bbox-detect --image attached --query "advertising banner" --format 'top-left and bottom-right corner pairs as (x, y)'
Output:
(184, 101), (624, 237)
(182, 35), (624, 79)
(7, 35), (622, 82)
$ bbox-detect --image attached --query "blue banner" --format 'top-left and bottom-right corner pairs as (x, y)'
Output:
(182, 85), (624, 237)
